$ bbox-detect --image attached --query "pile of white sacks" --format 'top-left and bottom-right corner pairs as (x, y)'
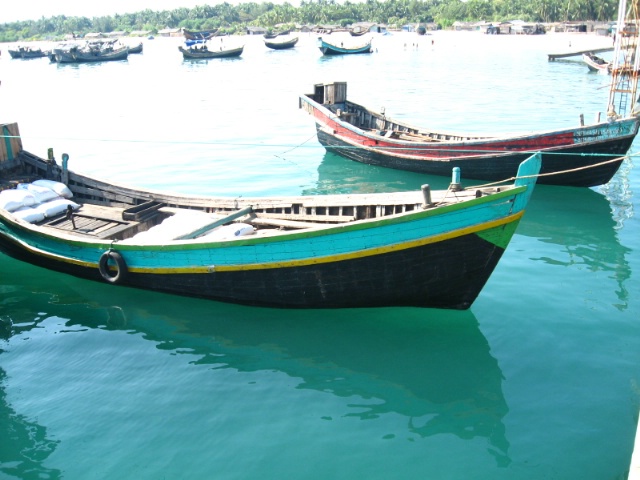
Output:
(0, 180), (256, 242)
(0, 180), (79, 223)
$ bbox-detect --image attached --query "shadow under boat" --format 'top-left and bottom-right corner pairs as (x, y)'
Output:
(1, 253), (512, 466)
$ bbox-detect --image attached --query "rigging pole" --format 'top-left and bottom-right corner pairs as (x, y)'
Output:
(608, 0), (640, 118)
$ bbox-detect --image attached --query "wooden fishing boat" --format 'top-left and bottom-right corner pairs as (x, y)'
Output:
(127, 42), (144, 54)
(582, 52), (610, 73)
(8, 46), (47, 59)
(264, 36), (298, 50)
(349, 25), (370, 37)
(318, 37), (372, 55)
(264, 30), (291, 39)
(183, 29), (219, 41)
(0, 124), (541, 309)
(54, 41), (129, 63)
(299, 80), (640, 187)
(178, 45), (244, 59)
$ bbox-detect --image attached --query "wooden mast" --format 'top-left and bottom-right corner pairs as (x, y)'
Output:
(608, 0), (640, 118)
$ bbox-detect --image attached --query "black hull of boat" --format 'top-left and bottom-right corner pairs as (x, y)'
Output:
(316, 127), (633, 187)
(0, 225), (510, 309)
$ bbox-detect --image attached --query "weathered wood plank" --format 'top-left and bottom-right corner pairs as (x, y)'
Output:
(0, 126), (8, 164)
(253, 212), (355, 223)
(548, 46), (613, 61)
(250, 217), (331, 230)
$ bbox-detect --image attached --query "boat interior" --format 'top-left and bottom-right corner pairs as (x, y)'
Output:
(303, 82), (492, 143)
(1, 123), (510, 245)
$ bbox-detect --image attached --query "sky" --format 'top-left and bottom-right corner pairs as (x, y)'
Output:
(3, 0), (285, 23)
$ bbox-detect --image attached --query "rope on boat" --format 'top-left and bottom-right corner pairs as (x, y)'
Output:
(1, 133), (638, 159)
(276, 132), (319, 156)
(2, 134), (637, 187)
(467, 153), (638, 190)
(272, 132), (321, 176)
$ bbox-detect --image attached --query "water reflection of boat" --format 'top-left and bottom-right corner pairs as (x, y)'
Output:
(0, 254), (510, 465)
(0, 366), (61, 478)
(517, 185), (631, 309)
(304, 151), (451, 196)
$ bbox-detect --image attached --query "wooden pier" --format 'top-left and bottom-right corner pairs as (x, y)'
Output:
(548, 46), (614, 61)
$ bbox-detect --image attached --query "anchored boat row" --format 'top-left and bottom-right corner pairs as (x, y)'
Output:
(7, 34), (376, 63)
(7, 40), (143, 63)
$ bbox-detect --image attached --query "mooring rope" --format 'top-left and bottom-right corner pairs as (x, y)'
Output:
(467, 153), (638, 190)
(1, 134), (637, 189)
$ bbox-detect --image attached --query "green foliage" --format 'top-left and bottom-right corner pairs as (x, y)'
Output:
(0, 0), (619, 42)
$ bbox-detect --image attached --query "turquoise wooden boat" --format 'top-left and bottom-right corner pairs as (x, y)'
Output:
(0, 125), (541, 309)
(178, 45), (243, 59)
(318, 37), (372, 55)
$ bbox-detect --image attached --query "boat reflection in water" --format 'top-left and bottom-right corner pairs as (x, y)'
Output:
(1, 254), (511, 467)
(516, 182), (632, 310)
(0, 364), (61, 478)
(304, 151), (451, 196)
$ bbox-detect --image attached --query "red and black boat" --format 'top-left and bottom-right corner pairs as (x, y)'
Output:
(299, 81), (640, 188)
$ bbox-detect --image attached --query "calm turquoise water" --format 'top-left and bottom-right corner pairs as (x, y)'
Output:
(1, 32), (639, 479)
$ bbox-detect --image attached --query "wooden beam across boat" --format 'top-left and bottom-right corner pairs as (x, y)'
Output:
(548, 46), (613, 61)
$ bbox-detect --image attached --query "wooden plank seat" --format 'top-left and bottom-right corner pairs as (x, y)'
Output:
(39, 203), (142, 239)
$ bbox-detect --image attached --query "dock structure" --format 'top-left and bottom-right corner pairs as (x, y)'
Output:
(548, 46), (613, 61)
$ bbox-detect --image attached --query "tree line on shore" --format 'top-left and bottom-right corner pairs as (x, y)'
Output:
(0, 0), (619, 43)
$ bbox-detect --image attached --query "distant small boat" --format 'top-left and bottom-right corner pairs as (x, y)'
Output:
(318, 37), (372, 55)
(582, 52), (610, 73)
(54, 41), (129, 63)
(264, 29), (291, 39)
(349, 25), (370, 36)
(183, 29), (219, 41)
(178, 44), (244, 59)
(264, 36), (298, 50)
(8, 46), (47, 59)
(127, 42), (143, 54)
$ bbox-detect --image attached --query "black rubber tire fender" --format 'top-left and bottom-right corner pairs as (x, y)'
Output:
(98, 249), (128, 284)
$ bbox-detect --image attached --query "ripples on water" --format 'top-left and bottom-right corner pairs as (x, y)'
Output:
(1, 31), (639, 479)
